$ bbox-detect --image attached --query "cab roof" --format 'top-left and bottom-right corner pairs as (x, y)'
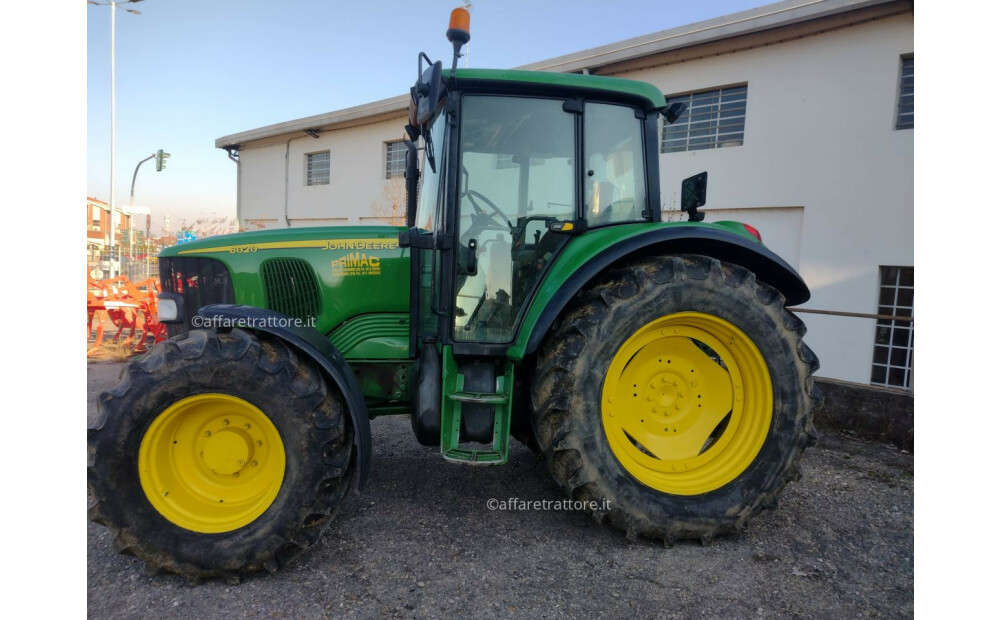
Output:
(449, 68), (667, 110)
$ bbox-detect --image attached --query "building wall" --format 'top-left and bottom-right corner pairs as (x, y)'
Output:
(607, 12), (913, 385)
(238, 119), (408, 229)
(86, 197), (132, 250)
(233, 12), (913, 387)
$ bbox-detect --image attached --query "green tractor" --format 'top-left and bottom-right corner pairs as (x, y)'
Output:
(88, 8), (820, 581)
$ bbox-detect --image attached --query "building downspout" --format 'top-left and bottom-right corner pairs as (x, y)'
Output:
(283, 137), (294, 228)
(283, 129), (322, 229)
(225, 145), (241, 227)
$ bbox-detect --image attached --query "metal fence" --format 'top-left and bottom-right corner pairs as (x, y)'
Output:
(790, 307), (914, 391)
(88, 257), (157, 282)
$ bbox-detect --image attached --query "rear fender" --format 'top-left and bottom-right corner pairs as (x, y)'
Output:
(513, 224), (810, 360)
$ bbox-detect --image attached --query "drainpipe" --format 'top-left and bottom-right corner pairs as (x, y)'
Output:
(284, 128), (323, 229)
(283, 137), (294, 228)
(225, 145), (241, 227)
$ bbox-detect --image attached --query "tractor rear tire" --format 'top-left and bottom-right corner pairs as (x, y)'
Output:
(531, 255), (820, 543)
(87, 328), (355, 582)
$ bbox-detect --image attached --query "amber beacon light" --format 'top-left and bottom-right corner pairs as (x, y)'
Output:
(447, 7), (471, 44)
(446, 7), (471, 72)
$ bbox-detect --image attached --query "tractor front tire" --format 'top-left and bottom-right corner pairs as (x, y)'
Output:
(531, 255), (820, 543)
(88, 328), (355, 581)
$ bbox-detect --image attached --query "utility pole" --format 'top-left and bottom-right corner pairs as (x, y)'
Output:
(464, 1), (472, 68)
(88, 0), (144, 275)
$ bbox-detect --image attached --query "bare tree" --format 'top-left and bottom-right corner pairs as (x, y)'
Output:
(370, 177), (407, 226)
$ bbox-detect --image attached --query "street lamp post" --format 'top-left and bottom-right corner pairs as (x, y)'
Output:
(129, 150), (168, 278)
(88, 0), (143, 276)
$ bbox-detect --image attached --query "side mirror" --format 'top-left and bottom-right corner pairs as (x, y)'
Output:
(663, 102), (688, 124)
(409, 53), (443, 127)
(680, 172), (708, 222)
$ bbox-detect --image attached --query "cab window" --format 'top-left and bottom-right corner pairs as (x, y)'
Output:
(584, 102), (647, 226)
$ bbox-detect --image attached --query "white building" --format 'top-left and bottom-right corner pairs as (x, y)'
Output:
(215, 0), (914, 392)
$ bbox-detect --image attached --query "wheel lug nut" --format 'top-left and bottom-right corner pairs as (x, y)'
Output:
(251, 460), (258, 467)
(223, 419), (230, 426)
(233, 472), (240, 478)
(204, 431), (211, 437)
(244, 423), (251, 430)
(256, 440), (263, 447)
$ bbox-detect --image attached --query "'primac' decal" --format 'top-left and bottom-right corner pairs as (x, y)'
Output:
(331, 252), (381, 277)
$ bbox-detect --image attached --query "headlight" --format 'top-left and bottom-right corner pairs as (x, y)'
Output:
(158, 298), (178, 322)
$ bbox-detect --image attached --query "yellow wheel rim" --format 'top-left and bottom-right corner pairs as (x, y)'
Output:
(601, 312), (772, 495)
(138, 393), (286, 534)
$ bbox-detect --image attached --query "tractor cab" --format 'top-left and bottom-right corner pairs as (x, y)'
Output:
(398, 9), (672, 462)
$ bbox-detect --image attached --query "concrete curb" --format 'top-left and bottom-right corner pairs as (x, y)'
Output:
(813, 378), (913, 451)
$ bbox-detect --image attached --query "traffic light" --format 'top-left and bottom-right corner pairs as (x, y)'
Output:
(156, 149), (171, 172)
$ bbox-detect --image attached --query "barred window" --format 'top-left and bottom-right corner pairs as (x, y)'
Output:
(661, 85), (747, 153)
(385, 141), (406, 179)
(871, 266), (914, 389)
(306, 151), (330, 186)
(895, 56), (913, 130)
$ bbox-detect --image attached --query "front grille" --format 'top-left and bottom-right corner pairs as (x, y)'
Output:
(260, 258), (321, 321)
(159, 256), (235, 334)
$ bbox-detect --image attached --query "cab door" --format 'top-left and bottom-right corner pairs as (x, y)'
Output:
(449, 95), (578, 346)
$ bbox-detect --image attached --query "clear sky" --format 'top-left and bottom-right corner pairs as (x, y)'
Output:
(87, 0), (770, 233)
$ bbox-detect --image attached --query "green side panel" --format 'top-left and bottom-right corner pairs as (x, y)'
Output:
(329, 313), (410, 359)
(507, 221), (763, 360)
(452, 68), (666, 109)
(440, 346), (513, 464)
(159, 226), (411, 339)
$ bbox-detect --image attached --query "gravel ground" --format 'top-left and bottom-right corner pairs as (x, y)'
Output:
(87, 361), (913, 618)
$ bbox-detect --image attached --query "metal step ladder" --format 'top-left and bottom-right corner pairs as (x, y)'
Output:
(440, 345), (513, 464)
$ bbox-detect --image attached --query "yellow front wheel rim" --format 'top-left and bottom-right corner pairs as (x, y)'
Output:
(601, 312), (773, 495)
(138, 393), (286, 534)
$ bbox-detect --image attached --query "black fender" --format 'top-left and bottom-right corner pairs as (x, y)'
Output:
(524, 226), (811, 356)
(196, 304), (372, 492)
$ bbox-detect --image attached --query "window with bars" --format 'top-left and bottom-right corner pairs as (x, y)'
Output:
(661, 85), (747, 153)
(385, 141), (406, 179)
(895, 56), (913, 130)
(306, 151), (330, 186)
(871, 266), (914, 389)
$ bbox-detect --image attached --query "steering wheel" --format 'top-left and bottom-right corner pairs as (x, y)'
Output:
(466, 189), (512, 231)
